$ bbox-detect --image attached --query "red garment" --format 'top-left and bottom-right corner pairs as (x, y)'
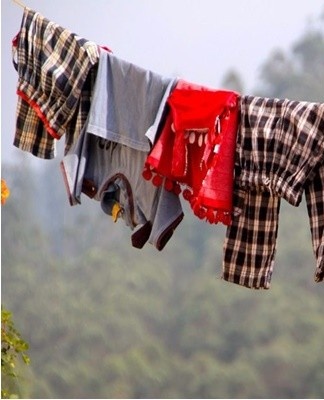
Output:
(143, 80), (239, 225)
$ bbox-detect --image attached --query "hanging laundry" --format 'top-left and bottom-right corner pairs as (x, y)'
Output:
(10, 7), (324, 284)
(12, 7), (99, 158)
(223, 95), (324, 289)
(61, 50), (183, 250)
(143, 80), (239, 225)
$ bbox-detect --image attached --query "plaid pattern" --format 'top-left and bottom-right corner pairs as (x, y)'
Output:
(222, 187), (280, 289)
(13, 7), (99, 158)
(14, 96), (55, 159)
(238, 96), (324, 206)
(305, 163), (324, 282)
(223, 95), (324, 289)
(64, 63), (98, 155)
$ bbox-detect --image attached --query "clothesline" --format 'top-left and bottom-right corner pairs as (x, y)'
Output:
(11, 6), (324, 290)
(12, 0), (25, 9)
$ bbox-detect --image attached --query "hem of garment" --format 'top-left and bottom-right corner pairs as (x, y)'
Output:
(220, 274), (271, 290)
(17, 89), (61, 140)
(13, 138), (56, 159)
(131, 222), (153, 249)
(315, 263), (324, 282)
(150, 212), (184, 251)
(60, 160), (80, 206)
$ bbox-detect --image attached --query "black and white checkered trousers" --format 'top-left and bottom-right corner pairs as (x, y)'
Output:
(222, 95), (324, 289)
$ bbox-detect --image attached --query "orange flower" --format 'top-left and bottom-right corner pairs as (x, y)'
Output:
(1, 179), (10, 205)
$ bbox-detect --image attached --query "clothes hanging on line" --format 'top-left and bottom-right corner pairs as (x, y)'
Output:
(10, 7), (324, 287)
(61, 49), (184, 250)
(222, 95), (324, 289)
(12, 7), (99, 159)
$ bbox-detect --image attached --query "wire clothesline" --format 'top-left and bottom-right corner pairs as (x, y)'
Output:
(12, 0), (26, 9)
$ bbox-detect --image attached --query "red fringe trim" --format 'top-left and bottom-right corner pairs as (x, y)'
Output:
(142, 165), (232, 225)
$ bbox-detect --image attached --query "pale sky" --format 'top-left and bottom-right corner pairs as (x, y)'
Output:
(1, 0), (323, 163)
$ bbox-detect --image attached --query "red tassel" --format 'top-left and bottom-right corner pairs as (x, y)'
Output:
(142, 165), (152, 181)
(183, 188), (192, 201)
(152, 174), (163, 187)
(164, 178), (174, 192)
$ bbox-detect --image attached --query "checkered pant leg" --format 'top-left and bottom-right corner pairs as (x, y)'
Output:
(305, 164), (324, 282)
(222, 188), (281, 289)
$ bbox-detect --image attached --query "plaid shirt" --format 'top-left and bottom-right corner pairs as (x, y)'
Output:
(222, 95), (324, 289)
(13, 7), (99, 158)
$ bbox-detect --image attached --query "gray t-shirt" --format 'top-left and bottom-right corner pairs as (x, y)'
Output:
(87, 50), (175, 151)
(61, 50), (183, 250)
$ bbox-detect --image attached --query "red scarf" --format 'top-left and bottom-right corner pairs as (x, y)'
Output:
(143, 80), (239, 225)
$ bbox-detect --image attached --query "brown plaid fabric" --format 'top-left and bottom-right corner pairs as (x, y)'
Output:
(64, 64), (98, 155)
(223, 95), (324, 289)
(14, 96), (55, 159)
(237, 96), (324, 206)
(13, 7), (99, 158)
(305, 163), (324, 282)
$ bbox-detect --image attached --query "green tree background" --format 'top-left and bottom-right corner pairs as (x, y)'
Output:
(2, 15), (324, 399)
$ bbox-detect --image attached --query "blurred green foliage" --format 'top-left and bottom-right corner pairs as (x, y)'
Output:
(1, 308), (30, 399)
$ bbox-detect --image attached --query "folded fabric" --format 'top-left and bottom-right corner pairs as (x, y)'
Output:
(143, 80), (239, 225)
(236, 96), (324, 206)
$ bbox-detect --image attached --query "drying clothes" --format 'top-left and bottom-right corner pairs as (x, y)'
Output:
(223, 95), (324, 289)
(61, 50), (183, 250)
(305, 163), (324, 282)
(143, 80), (239, 225)
(12, 7), (99, 158)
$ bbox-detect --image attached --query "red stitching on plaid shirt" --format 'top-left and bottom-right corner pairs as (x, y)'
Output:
(17, 89), (61, 139)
